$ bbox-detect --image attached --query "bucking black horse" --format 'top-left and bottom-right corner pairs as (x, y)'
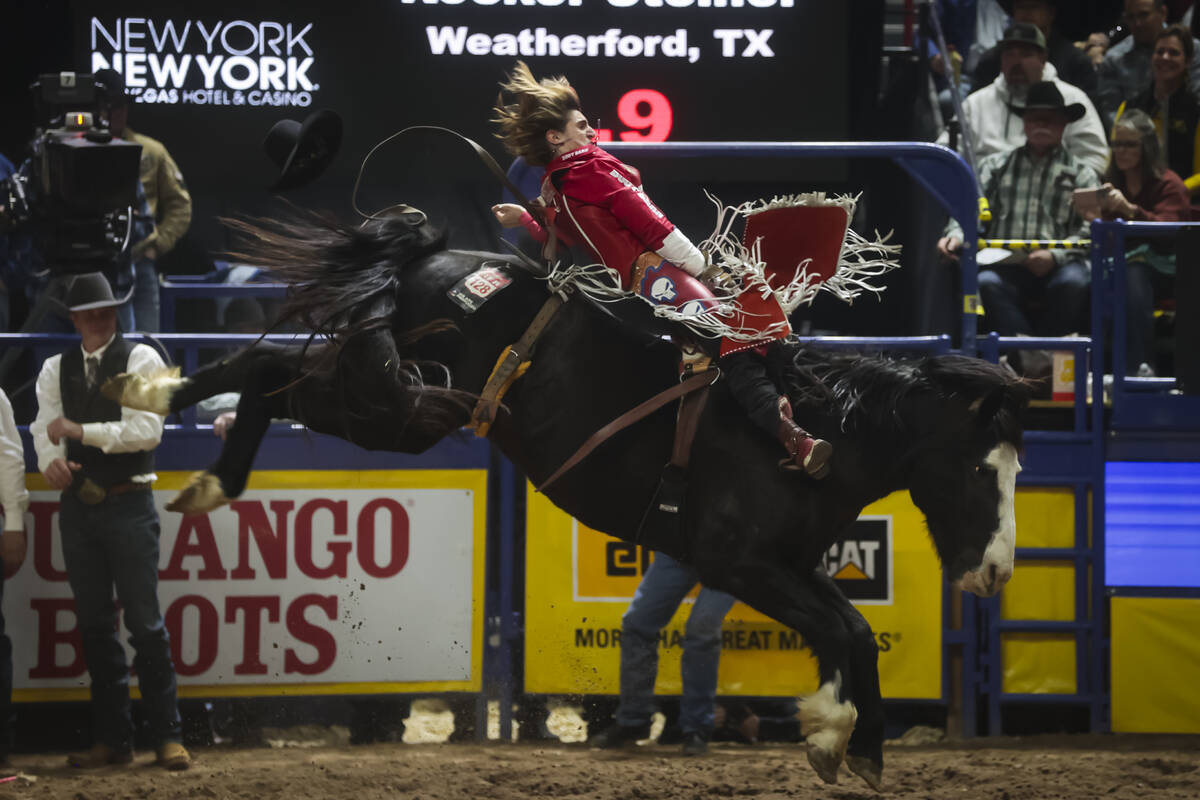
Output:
(105, 211), (1028, 791)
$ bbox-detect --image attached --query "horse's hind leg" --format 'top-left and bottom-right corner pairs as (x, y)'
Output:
(102, 341), (297, 415)
(168, 349), (302, 514)
(721, 565), (858, 786)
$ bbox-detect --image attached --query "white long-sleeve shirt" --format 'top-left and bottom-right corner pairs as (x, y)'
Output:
(30, 335), (166, 484)
(0, 389), (29, 532)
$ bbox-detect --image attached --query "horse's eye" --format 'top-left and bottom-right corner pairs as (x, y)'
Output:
(975, 464), (997, 477)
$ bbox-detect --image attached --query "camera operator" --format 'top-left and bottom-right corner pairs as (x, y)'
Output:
(93, 69), (192, 333)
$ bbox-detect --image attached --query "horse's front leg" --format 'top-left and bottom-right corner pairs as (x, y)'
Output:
(721, 564), (858, 786)
(808, 567), (884, 791)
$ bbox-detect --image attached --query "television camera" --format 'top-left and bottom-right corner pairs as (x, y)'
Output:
(0, 71), (142, 276)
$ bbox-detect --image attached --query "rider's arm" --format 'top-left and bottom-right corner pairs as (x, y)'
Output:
(654, 229), (706, 277)
(517, 210), (548, 244)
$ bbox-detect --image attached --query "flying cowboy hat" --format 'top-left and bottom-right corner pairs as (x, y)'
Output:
(263, 109), (343, 192)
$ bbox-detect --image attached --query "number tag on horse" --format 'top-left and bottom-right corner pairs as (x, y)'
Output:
(447, 264), (513, 313)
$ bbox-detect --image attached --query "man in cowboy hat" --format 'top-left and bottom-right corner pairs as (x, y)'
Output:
(970, 1), (1100, 105)
(939, 81), (1101, 342)
(94, 69), (192, 333)
(943, 22), (1108, 174)
(28, 272), (190, 771)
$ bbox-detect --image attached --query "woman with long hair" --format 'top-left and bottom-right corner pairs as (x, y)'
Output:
(490, 62), (831, 476)
(1116, 23), (1200, 193)
(1097, 108), (1189, 375)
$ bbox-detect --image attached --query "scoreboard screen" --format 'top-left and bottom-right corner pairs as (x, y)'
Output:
(72, 0), (850, 246)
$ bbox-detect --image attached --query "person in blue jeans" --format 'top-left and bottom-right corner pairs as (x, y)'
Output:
(29, 273), (189, 770)
(588, 551), (736, 756)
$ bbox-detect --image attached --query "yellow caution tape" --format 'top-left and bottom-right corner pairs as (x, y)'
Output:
(977, 239), (1092, 250)
(978, 196), (992, 223)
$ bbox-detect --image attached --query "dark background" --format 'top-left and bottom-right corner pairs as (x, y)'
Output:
(3, 0), (904, 332)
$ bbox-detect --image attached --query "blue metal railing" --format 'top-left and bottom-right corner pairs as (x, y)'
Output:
(1090, 219), (1200, 432)
(158, 277), (288, 333)
(975, 333), (1106, 733)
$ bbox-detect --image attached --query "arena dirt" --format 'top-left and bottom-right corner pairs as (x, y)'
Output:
(3, 720), (1197, 800)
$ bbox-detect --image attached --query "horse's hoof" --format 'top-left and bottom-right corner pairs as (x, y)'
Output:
(806, 745), (841, 785)
(846, 755), (883, 792)
(166, 472), (229, 514)
(101, 368), (182, 415)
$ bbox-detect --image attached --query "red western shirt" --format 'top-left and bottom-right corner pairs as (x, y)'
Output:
(520, 144), (676, 287)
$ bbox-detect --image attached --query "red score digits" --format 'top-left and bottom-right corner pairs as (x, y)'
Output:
(594, 88), (673, 142)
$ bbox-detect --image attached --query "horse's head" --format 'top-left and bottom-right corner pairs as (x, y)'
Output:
(905, 357), (1030, 598)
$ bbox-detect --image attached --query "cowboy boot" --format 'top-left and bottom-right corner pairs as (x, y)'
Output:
(777, 397), (832, 478)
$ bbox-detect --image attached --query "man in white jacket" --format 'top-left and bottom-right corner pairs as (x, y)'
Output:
(0, 388), (29, 773)
(945, 22), (1109, 175)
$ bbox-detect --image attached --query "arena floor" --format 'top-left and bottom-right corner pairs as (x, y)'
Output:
(5, 732), (1197, 799)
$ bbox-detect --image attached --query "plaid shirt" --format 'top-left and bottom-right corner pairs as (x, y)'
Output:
(946, 144), (1101, 266)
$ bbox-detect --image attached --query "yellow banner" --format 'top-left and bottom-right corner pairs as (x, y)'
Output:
(1112, 597), (1200, 733)
(525, 487), (943, 699)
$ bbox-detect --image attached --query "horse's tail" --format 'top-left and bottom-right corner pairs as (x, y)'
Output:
(223, 209), (476, 442)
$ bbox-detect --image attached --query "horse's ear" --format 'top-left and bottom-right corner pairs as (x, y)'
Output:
(969, 385), (1007, 428)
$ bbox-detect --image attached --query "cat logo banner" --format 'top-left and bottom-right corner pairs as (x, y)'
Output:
(825, 517), (892, 603)
(525, 488), (944, 700)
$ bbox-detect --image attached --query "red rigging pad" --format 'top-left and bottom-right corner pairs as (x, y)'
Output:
(718, 274), (791, 357)
(742, 204), (851, 289)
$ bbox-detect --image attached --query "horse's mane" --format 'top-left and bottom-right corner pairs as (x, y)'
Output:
(222, 209), (474, 441)
(772, 343), (1028, 445)
(224, 208), (447, 341)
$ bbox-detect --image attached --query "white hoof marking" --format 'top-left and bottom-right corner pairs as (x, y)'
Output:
(112, 367), (182, 415)
(798, 675), (858, 763)
(167, 472), (230, 515)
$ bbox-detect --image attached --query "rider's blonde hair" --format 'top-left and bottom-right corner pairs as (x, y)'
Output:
(493, 61), (581, 167)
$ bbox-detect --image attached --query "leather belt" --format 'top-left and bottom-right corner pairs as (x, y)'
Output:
(76, 479), (153, 505)
(108, 481), (153, 497)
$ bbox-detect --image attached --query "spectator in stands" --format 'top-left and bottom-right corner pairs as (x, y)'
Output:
(1097, 0), (1200, 127)
(1113, 24), (1200, 194)
(1097, 109), (1190, 374)
(28, 273), (189, 771)
(946, 22), (1109, 174)
(587, 552), (735, 756)
(94, 69), (192, 334)
(1085, 31), (1112, 66)
(936, 0), (1013, 79)
(971, 1), (1100, 105)
(0, 388), (29, 774)
(939, 82), (1101, 343)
